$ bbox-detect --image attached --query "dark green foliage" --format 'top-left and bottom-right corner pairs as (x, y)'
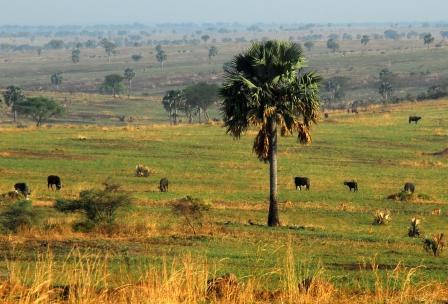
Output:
(15, 96), (64, 127)
(304, 41), (314, 51)
(423, 33), (435, 48)
(327, 39), (339, 52)
(171, 196), (211, 235)
(101, 74), (124, 97)
(0, 200), (41, 233)
(131, 54), (142, 62)
(184, 82), (219, 122)
(55, 181), (133, 231)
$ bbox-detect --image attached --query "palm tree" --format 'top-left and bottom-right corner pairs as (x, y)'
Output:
(123, 68), (136, 98)
(162, 89), (184, 125)
(220, 40), (321, 226)
(50, 73), (63, 90)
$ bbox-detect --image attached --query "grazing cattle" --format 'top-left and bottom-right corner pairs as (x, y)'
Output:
(409, 116), (422, 124)
(159, 178), (169, 192)
(344, 180), (358, 192)
(47, 175), (62, 190)
(294, 177), (310, 191)
(14, 183), (31, 199)
(324, 113), (329, 119)
(404, 182), (415, 193)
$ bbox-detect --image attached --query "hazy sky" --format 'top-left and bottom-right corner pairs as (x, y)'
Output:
(0, 0), (447, 25)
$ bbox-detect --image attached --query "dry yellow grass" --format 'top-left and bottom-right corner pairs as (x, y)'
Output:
(1, 243), (448, 303)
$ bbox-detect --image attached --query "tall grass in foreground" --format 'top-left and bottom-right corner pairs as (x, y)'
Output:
(1, 243), (448, 303)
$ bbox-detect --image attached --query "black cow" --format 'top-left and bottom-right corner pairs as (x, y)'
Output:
(409, 116), (422, 124)
(159, 178), (169, 192)
(14, 183), (31, 199)
(404, 182), (415, 193)
(294, 177), (310, 191)
(47, 175), (62, 190)
(344, 180), (358, 192)
(324, 113), (329, 119)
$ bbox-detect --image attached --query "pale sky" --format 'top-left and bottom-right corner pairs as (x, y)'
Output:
(0, 0), (446, 25)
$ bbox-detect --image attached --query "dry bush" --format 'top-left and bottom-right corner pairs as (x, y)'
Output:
(432, 208), (442, 216)
(171, 196), (212, 235)
(424, 233), (445, 256)
(135, 164), (153, 177)
(373, 209), (391, 225)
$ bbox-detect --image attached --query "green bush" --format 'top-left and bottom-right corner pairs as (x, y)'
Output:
(0, 200), (41, 233)
(55, 181), (133, 232)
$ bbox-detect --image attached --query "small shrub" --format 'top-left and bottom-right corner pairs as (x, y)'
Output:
(171, 196), (211, 234)
(424, 233), (445, 256)
(55, 181), (133, 232)
(373, 209), (391, 225)
(0, 200), (41, 233)
(408, 218), (421, 237)
(135, 164), (152, 177)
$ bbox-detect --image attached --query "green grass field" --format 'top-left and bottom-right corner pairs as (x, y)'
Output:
(0, 99), (447, 292)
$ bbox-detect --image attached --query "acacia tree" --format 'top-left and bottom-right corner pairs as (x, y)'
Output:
(304, 41), (314, 51)
(123, 68), (136, 98)
(201, 34), (210, 44)
(102, 74), (124, 98)
(327, 39), (340, 52)
(208, 46), (218, 63)
(100, 39), (117, 63)
(184, 82), (219, 122)
(2, 85), (25, 122)
(15, 97), (64, 127)
(220, 40), (321, 226)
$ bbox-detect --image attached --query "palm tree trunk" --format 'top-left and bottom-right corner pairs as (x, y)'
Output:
(268, 118), (280, 227)
(174, 100), (177, 125)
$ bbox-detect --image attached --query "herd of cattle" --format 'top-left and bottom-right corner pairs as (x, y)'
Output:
(10, 174), (170, 200)
(8, 115), (422, 201)
(294, 177), (415, 194)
